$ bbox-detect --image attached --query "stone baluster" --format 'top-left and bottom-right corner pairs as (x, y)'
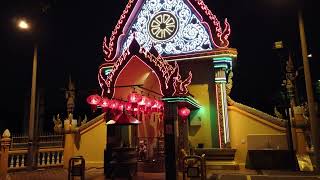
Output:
(21, 154), (25, 167)
(0, 129), (11, 179)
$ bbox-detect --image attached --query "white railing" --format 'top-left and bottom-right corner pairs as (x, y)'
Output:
(8, 147), (64, 170)
(8, 149), (28, 170)
(37, 148), (64, 167)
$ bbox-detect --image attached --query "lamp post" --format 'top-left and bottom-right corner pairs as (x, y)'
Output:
(298, 11), (320, 172)
(17, 19), (39, 170)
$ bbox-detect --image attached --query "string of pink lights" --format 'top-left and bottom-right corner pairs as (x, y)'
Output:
(86, 92), (164, 115)
(86, 92), (191, 122)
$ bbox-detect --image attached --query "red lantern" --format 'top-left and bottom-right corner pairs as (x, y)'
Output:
(125, 102), (133, 112)
(151, 100), (161, 112)
(109, 99), (119, 110)
(99, 98), (110, 112)
(158, 101), (164, 112)
(138, 96), (149, 112)
(86, 94), (101, 112)
(117, 101), (125, 111)
(145, 98), (155, 114)
(138, 96), (148, 106)
(145, 98), (155, 108)
(178, 107), (190, 122)
(127, 92), (142, 104)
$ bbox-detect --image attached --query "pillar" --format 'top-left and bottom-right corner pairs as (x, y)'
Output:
(163, 101), (178, 180)
(63, 133), (75, 168)
(0, 129), (11, 179)
(63, 116), (77, 169)
(213, 57), (233, 148)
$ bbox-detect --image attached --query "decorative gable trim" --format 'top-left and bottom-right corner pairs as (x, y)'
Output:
(102, 0), (231, 63)
(99, 38), (192, 98)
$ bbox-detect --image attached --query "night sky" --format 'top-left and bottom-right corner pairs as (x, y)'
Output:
(0, 0), (318, 133)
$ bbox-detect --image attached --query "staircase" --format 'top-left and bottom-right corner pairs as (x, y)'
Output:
(193, 148), (239, 170)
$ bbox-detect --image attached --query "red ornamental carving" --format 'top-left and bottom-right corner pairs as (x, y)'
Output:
(86, 94), (102, 112)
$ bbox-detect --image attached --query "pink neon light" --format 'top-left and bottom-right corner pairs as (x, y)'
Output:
(102, 0), (231, 64)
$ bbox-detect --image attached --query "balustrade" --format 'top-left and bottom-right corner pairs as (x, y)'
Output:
(8, 150), (28, 170)
(37, 148), (64, 167)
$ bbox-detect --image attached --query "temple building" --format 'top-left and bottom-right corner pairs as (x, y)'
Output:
(79, 0), (311, 178)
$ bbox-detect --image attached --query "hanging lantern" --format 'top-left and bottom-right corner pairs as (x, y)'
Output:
(145, 98), (155, 107)
(145, 98), (155, 114)
(117, 101), (125, 111)
(178, 107), (190, 123)
(109, 99), (119, 110)
(125, 101), (133, 112)
(151, 99), (161, 112)
(158, 100), (164, 112)
(138, 96), (148, 112)
(99, 98), (110, 112)
(127, 92), (142, 104)
(86, 94), (101, 112)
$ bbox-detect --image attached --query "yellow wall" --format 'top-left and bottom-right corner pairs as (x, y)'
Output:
(228, 106), (286, 167)
(74, 118), (106, 167)
(188, 84), (213, 148)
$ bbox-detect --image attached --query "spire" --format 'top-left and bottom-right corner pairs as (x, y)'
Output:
(68, 75), (75, 91)
(66, 74), (76, 115)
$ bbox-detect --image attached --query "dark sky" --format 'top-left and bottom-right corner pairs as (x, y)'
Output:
(0, 0), (318, 133)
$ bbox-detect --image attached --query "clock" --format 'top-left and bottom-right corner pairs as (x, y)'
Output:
(149, 12), (178, 41)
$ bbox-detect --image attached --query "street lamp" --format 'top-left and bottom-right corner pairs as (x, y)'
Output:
(17, 19), (38, 170)
(18, 19), (30, 30)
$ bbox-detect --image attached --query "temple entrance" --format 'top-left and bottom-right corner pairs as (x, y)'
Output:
(104, 56), (166, 178)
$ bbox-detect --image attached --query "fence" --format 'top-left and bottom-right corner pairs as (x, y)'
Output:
(2, 132), (65, 172)
(10, 132), (64, 149)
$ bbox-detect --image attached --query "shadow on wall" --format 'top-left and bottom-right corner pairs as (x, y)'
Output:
(189, 111), (201, 136)
(189, 125), (201, 137)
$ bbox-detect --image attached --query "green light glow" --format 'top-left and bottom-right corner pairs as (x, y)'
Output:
(212, 57), (232, 61)
(104, 69), (112, 75)
(162, 96), (202, 109)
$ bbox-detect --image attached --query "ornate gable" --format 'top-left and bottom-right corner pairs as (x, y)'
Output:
(103, 0), (231, 62)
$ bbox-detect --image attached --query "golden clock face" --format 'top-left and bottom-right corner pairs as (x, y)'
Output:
(149, 12), (177, 41)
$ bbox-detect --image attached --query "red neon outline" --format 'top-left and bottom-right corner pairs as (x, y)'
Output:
(98, 39), (193, 98)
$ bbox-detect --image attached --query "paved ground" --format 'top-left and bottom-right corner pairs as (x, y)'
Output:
(6, 168), (320, 180)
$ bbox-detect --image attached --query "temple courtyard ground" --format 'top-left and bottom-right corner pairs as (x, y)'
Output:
(7, 167), (320, 180)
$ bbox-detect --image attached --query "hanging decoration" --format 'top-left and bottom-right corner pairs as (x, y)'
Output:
(99, 97), (110, 112)
(86, 93), (164, 117)
(109, 99), (119, 110)
(127, 92), (142, 108)
(86, 94), (102, 112)
(178, 107), (190, 123)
